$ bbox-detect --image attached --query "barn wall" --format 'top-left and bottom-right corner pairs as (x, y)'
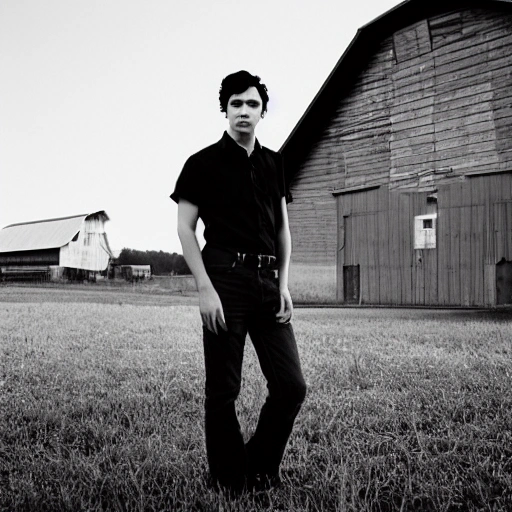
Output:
(288, 6), (512, 305)
(337, 186), (437, 306)
(59, 217), (111, 271)
(0, 248), (60, 266)
(336, 174), (512, 306)
(438, 173), (512, 306)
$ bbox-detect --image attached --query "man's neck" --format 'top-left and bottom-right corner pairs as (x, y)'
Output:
(227, 128), (256, 156)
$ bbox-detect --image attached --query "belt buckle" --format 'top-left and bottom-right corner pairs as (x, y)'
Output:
(258, 254), (262, 269)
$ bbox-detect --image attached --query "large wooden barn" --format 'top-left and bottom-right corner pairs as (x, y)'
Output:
(0, 211), (113, 281)
(282, 0), (512, 307)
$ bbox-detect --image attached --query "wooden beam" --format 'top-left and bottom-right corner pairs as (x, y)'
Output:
(332, 184), (381, 196)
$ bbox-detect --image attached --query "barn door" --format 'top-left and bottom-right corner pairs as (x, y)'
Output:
(494, 201), (512, 305)
(337, 210), (361, 304)
(343, 265), (360, 303)
(337, 204), (360, 304)
(337, 188), (385, 304)
(496, 259), (512, 305)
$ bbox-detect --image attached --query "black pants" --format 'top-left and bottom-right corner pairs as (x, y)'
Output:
(202, 245), (307, 491)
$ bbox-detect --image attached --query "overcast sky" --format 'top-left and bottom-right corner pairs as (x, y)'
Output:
(1, 0), (402, 254)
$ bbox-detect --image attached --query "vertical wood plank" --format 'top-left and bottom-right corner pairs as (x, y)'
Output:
(379, 207), (390, 304)
(336, 197), (345, 303)
(460, 205), (472, 306)
(401, 194), (413, 304)
(484, 263), (496, 306)
(367, 212), (379, 303)
(360, 214), (369, 304)
(428, 236), (439, 305)
(389, 191), (400, 304)
(471, 204), (485, 306)
(437, 186), (451, 305)
(449, 205), (461, 305)
(506, 201), (512, 261)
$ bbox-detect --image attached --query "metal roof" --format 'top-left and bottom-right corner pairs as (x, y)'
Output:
(280, 0), (512, 181)
(0, 211), (109, 253)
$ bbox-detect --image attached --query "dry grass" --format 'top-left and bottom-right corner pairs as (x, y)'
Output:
(288, 264), (337, 304)
(1, 286), (511, 511)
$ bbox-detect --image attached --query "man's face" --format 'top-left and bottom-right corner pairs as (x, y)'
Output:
(226, 86), (263, 135)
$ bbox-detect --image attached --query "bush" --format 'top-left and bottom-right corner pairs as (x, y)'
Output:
(117, 248), (190, 276)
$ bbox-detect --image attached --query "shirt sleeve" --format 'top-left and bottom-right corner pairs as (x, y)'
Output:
(277, 152), (293, 204)
(170, 155), (203, 206)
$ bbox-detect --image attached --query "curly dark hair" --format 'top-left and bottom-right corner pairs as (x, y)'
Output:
(219, 70), (269, 115)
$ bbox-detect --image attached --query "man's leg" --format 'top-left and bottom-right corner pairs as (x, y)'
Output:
(203, 321), (248, 492)
(245, 320), (307, 482)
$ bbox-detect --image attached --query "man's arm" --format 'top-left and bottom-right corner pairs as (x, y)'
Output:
(275, 196), (293, 323)
(177, 199), (227, 334)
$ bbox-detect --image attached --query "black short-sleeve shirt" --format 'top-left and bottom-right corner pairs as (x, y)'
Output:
(170, 131), (292, 256)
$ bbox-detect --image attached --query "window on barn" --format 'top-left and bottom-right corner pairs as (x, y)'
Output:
(393, 20), (431, 63)
(415, 214), (437, 249)
(428, 12), (463, 50)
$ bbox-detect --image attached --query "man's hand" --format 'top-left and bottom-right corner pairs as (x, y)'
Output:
(199, 285), (228, 335)
(276, 286), (293, 324)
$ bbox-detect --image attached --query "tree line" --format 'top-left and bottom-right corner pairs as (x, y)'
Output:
(117, 248), (190, 276)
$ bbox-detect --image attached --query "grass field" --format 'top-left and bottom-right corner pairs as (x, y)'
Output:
(1, 285), (511, 511)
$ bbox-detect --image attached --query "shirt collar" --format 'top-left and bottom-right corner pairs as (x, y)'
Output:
(219, 131), (261, 155)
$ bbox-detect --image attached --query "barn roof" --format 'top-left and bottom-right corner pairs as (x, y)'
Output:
(0, 211), (109, 253)
(280, 0), (512, 182)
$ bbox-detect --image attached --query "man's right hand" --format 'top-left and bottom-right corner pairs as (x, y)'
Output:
(199, 285), (228, 335)
(177, 199), (228, 336)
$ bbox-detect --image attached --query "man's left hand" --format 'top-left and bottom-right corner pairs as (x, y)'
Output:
(276, 287), (293, 324)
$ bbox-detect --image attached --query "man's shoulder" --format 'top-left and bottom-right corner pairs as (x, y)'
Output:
(258, 144), (282, 168)
(186, 139), (223, 164)
(259, 143), (279, 156)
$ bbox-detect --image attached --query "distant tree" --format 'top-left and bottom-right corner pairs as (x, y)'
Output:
(117, 248), (190, 275)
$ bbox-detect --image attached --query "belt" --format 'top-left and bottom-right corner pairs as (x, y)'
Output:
(236, 252), (277, 270)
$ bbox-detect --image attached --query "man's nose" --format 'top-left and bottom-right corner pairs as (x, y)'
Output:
(240, 103), (248, 116)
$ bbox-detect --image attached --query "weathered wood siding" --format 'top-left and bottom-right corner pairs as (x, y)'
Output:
(60, 216), (111, 271)
(336, 174), (512, 306)
(288, 7), (512, 305)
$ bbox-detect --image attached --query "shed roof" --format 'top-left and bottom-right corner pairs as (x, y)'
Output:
(0, 211), (109, 253)
(280, 0), (512, 182)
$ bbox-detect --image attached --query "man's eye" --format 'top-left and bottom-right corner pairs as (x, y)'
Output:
(248, 102), (259, 108)
(231, 102), (242, 107)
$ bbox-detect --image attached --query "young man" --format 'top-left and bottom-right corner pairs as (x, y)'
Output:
(170, 70), (306, 493)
